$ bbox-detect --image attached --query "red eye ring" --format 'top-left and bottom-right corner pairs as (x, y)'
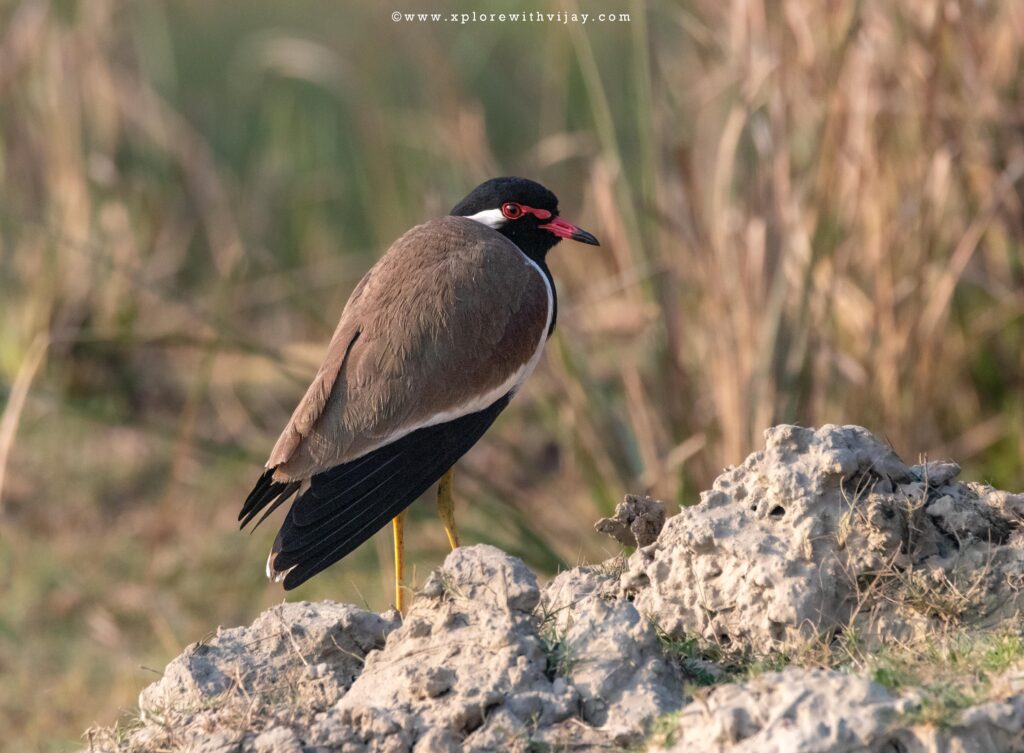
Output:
(501, 202), (524, 220)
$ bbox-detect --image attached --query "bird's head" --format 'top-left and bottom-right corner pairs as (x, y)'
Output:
(450, 177), (599, 260)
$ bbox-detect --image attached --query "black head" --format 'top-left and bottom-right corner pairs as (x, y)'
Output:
(450, 177), (599, 261)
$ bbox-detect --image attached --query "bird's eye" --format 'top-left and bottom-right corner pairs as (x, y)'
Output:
(501, 202), (523, 220)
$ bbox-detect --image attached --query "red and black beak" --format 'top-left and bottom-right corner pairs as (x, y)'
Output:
(539, 216), (600, 246)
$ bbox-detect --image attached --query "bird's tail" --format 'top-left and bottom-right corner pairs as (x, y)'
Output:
(239, 469), (301, 531)
(266, 394), (511, 589)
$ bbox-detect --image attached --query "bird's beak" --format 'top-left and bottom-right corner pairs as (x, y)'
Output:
(539, 216), (600, 246)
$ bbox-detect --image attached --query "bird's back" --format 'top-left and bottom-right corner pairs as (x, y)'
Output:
(269, 215), (552, 481)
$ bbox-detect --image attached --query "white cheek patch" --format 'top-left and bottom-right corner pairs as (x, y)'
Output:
(463, 208), (506, 229)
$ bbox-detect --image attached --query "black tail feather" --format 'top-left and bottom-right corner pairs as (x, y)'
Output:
(249, 481), (301, 531)
(239, 469), (300, 530)
(270, 394), (511, 590)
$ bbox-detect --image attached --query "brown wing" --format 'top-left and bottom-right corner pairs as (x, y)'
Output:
(267, 215), (550, 481)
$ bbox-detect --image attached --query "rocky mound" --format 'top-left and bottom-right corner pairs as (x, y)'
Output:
(622, 424), (1024, 652)
(85, 425), (1024, 753)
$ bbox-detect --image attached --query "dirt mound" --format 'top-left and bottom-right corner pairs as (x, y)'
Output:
(621, 424), (1024, 653)
(90, 546), (681, 752)
(85, 425), (1024, 753)
(649, 668), (1024, 753)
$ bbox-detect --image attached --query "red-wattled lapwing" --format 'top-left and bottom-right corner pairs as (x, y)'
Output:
(239, 177), (599, 610)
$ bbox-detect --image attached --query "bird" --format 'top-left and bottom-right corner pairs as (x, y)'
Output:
(238, 177), (599, 611)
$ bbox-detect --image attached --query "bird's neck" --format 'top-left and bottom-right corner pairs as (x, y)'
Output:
(511, 241), (558, 337)
(539, 259), (558, 337)
(498, 226), (559, 265)
(492, 228), (560, 336)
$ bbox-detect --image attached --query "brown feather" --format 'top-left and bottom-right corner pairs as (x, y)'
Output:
(268, 216), (550, 481)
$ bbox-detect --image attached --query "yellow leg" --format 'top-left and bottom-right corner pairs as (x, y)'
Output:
(437, 467), (460, 550)
(392, 510), (407, 613)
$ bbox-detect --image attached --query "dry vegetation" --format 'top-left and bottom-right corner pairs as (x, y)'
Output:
(0, 0), (1022, 749)
(657, 590), (1024, 734)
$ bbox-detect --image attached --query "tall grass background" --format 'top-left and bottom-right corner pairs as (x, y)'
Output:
(0, 0), (1021, 747)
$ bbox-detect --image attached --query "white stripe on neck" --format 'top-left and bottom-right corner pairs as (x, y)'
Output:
(462, 208), (506, 229)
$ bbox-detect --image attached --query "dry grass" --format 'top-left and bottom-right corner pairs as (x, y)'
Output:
(652, 621), (1024, 749)
(0, 0), (1022, 748)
